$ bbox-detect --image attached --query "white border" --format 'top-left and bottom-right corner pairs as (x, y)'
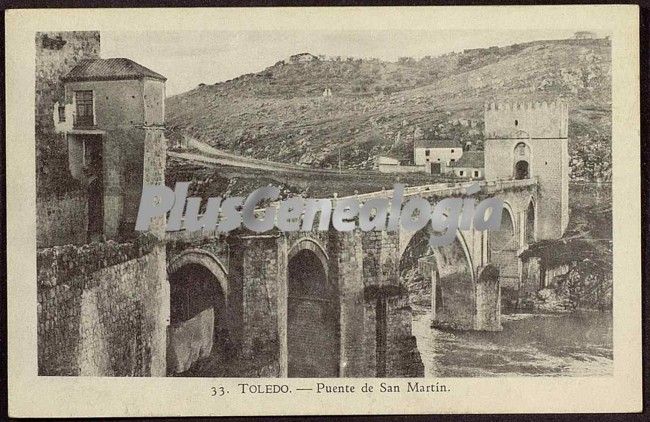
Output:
(6, 6), (641, 416)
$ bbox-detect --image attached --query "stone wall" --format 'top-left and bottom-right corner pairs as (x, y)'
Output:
(101, 127), (166, 240)
(236, 236), (283, 377)
(385, 295), (424, 377)
(330, 230), (367, 376)
(37, 236), (167, 376)
(484, 101), (569, 139)
(36, 31), (100, 132)
(36, 190), (88, 248)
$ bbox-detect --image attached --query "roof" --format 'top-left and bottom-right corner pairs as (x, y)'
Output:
(414, 138), (461, 149)
(377, 156), (400, 165)
(62, 58), (166, 82)
(449, 151), (485, 168)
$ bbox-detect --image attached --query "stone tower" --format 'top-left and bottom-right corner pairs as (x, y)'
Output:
(58, 58), (167, 240)
(483, 100), (569, 240)
(35, 31), (101, 133)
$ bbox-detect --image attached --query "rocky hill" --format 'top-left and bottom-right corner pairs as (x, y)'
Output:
(166, 38), (611, 180)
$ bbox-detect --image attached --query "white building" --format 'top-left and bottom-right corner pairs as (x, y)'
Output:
(414, 139), (463, 166)
(448, 151), (485, 179)
(574, 31), (597, 39)
(376, 156), (424, 174)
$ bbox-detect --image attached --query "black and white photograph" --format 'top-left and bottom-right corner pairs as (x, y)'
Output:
(6, 5), (641, 417)
(34, 26), (614, 379)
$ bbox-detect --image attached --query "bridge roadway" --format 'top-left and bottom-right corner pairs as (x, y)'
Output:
(165, 176), (537, 242)
(166, 138), (455, 197)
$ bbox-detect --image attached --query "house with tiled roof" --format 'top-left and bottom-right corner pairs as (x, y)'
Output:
(448, 150), (485, 179)
(61, 58), (167, 83)
(54, 58), (167, 240)
(413, 138), (463, 167)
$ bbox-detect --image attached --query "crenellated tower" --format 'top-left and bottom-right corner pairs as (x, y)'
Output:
(483, 100), (569, 240)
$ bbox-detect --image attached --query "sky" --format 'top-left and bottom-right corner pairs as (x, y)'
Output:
(102, 29), (600, 96)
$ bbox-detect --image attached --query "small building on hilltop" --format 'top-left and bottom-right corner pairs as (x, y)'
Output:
(448, 150), (484, 179)
(289, 52), (319, 63)
(55, 58), (167, 241)
(413, 138), (463, 167)
(574, 31), (597, 40)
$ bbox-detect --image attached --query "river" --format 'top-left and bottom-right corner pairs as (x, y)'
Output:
(411, 310), (613, 377)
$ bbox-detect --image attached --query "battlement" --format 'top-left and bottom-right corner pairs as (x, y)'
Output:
(484, 99), (568, 139)
(484, 100), (568, 112)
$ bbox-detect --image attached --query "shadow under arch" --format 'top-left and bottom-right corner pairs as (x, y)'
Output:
(287, 237), (329, 278)
(166, 250), (230, 376)
(489, 201), (517, 253)
(286, 240), (339, 378)
(525, 197), (536, 245)
(168, 249), (229, 299)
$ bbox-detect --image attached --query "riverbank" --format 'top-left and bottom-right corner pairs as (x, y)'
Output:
(411, 309), (612, 377)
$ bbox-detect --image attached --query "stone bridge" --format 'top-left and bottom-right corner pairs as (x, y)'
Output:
(164, 178), (538, 378)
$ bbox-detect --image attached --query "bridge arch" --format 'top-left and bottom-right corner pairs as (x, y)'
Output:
(399, 224), (482, 330)
(168, 249), (228, 298)
(286, 238), (339, 377)
(166, 249), (230, 376)
(287, 237), (329, 278)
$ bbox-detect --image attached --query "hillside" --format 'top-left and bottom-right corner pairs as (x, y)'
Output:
(166, 38), (611, 180)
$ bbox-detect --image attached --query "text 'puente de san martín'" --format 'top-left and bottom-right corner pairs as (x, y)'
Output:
(36, 36), (569, 378)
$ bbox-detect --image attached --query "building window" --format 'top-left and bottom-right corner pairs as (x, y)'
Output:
(459, 171), (464, 176)
(74, 90), (94, 127)
(425, 150), (430, 156)
(450, 158), (455, 163)
(474, 170), (479, 177)
(451, 149), (454, 153)
(58, 105), (66, 122)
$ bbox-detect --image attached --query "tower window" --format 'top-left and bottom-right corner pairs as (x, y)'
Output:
(425, 150), (430, 156)
(515, 119), (519, 126)
(58, 105), (66, 122)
